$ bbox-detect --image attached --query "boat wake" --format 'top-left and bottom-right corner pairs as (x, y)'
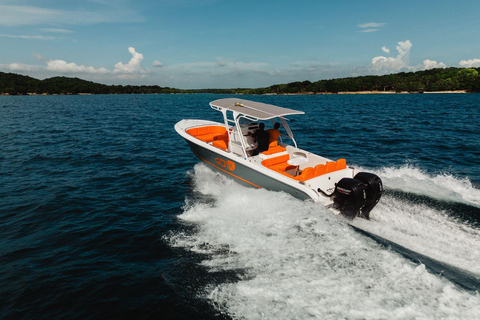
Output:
(167, 164), (480, 319)
(370, 164), (480, 208)
(352, 164), (480, 275)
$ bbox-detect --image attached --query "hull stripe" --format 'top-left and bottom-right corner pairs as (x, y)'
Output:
(193, 151), (262, 189)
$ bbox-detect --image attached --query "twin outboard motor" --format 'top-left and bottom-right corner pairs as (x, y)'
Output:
(333, 172), (383, 219)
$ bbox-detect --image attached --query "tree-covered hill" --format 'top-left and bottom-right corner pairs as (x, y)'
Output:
(1, 67), (479, 95)
(256, 67), (480, 94)
(0, 73), (183, 95)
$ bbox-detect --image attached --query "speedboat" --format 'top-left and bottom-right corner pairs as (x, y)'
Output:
(175, 98), (382, 219)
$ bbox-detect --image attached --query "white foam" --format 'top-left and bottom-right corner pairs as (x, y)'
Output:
(366, 164), (480, 207)
(352, 194), (480, 274)
(167, 164), (480, 319)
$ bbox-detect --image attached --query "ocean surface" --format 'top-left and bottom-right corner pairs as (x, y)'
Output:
(1, 93), (479, 319)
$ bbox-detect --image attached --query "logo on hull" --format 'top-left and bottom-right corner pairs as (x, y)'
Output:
(215, 158), (235, 171)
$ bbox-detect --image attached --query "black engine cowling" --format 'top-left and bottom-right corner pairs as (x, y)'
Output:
(333, 178), (366, 219)
(354, 172), (383, 219)
(333, 172), (383, 219)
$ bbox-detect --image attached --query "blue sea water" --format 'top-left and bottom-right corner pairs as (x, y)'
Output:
(1, 93), (479, 319)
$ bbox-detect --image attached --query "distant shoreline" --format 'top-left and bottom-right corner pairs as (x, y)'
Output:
(273, 90), (467, 95)
(2, 68), (479, 95)
(338, 90), (467, 94)
(0, 90), (469, 96)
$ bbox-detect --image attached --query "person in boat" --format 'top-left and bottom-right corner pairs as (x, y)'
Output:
(249, 122), (270, 156)
(267, 122), (281, 147)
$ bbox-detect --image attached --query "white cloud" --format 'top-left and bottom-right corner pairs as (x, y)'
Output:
(35, 47), (149, 79)
(46, 59), (110, 74)
(422, 59), (446, 70)
(459, 58), (480, 68)
(371, 40), (412, 73)
(359, 22), (386, 29)
(0, 5), (59, 26)
(371, 40), (449, 74)
(371, 56), (409, 73)
(152, 60), (164, 68)
(0, 63), (40, 72)
(40, 28), (74, 34)
(0, 4), (144, 27)
(358, 22), (386, 32)
(2, 47), (149, 80)
(396, 40), (412, 57)
(114, 47), (148, 75)
(0, 34), (55, 40)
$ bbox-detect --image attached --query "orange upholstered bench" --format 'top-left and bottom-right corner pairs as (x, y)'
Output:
(186, 126), (228, 143)
(261, 154), (296, 172)
(293, 167), (314, 181)
(312, 159), (347, 177)
(291, 159), (347, 181)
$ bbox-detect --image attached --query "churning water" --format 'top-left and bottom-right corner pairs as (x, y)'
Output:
(1, 93), (479, 319)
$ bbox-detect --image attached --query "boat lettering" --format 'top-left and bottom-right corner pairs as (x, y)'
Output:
(215, 158), (235, 171)
(336, 186), (351, 195)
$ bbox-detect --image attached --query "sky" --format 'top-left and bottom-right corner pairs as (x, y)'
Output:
(1, 0), (480, 89)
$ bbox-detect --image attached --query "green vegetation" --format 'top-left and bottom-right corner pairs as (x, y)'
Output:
(1, 67), (480, 95)
(0, 73), (182, 95)
(256, 67), (480, 94)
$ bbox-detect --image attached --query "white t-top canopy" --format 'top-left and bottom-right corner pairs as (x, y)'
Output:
(209, 98), (305, 120)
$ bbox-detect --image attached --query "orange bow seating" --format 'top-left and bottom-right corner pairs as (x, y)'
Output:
(186, 126), (228, 143)
(212, 139), (228, 151)
(294, 167), (314, 181)
(214, 134), (229, 142)
(261, 154), (296, 172)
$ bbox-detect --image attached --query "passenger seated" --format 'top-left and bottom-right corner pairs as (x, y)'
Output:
(266, 122), (281, 147)
(249, 123), (269, 156)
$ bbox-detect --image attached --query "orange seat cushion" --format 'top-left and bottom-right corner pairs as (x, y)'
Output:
(325, 161), (336, 173)
(212, 140), (228, 150)
(261, 154), (290, 168)
(187, 126), (227, 136)
(314, 164), (326, 176)
(269, 141), (278, 147)
(293, 167), (314, 181)
(261, 145), (287, 155)
(270, 163), (296, 172)
(195, 133), (218, 142)
(336, 158), (347, 170)
(187, 126), (228, 143)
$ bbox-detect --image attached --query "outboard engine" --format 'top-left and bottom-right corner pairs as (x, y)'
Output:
(333, 172), (383, 219)
(354, 172), (383, 219)
(333, 178), (367, 219)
